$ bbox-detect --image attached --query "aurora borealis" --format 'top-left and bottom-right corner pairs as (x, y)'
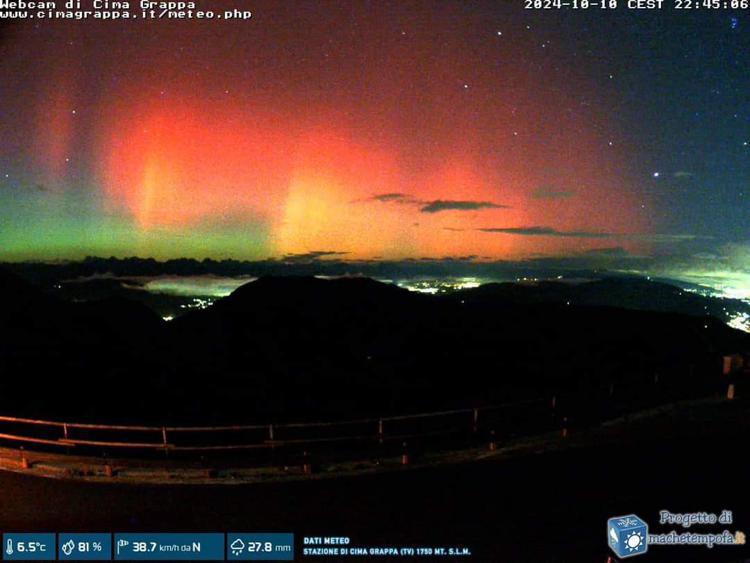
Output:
(0, 1), (748, 293)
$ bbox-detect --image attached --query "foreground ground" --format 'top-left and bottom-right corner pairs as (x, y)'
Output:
(2, 398), (750, 561)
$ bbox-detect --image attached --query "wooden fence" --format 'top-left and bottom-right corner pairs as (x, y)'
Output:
(0, 372), (724, 462)
(0, 398), (551, 458)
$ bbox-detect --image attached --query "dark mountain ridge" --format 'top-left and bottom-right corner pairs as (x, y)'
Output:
(0, 268), (747, 424)
(448, 277), (741, 318)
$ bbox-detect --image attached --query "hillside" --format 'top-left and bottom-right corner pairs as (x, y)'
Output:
(0, 268), (747, 424)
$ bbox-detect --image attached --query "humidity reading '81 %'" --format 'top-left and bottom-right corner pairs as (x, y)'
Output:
(0, 0), (253, 20)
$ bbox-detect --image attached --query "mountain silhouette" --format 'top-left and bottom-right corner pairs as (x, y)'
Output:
(447, 277), (741, 319)
(0, 267), (164, 420)
(0, 268), (747, 424)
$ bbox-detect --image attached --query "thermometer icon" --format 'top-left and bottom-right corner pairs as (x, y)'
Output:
(6, 539), (13, 556)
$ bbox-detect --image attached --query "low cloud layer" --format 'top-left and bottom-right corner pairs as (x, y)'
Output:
(479, 226), (612, 238)
(365, 193), (509, 214)
(420, 200), (508, 214)
(370, 193), (415, 203)
(478, 227), (709, 244)
(280, 250), (350, 263)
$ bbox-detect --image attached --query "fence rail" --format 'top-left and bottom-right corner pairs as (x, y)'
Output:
(0, 372), (725, 462)
(0, 398), (553, 455)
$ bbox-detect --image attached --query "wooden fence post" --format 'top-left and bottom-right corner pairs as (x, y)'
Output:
(551, 396), (557, 427)
(302, 451), (312, 474)
(377, 419), (383, 444)
(63, 422), (71, 454)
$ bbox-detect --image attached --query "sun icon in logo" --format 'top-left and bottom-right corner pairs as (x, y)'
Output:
(625, 530), (644, 552)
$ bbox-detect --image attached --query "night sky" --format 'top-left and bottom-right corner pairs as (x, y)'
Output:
(0, 2), (748, 293)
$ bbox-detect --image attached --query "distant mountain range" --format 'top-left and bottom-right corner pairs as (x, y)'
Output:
(448, 277), (750, 327)
(5, 258), (749, 328)
(0, 267), (748, 425)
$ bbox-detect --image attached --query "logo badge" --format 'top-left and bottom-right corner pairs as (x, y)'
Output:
(608, 514), (648, 558)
